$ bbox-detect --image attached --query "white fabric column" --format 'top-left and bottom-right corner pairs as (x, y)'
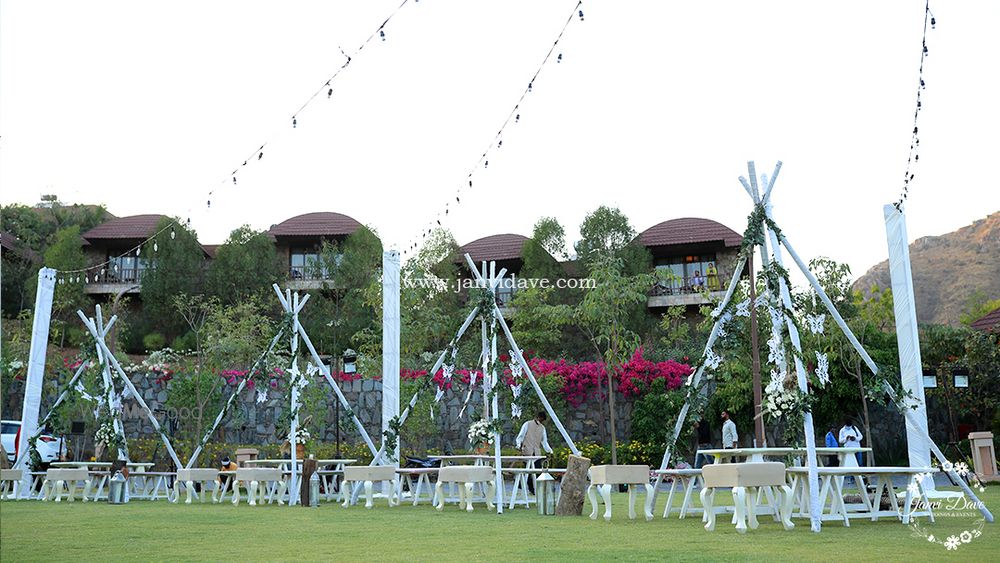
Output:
(15, 268), (56, 497)
(883, 205), (933, 481)
(382, 251), (401, 466)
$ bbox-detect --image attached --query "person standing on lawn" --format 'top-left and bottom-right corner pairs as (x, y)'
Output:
(824, 426), (839, 467)
(839, 419), (864, 465)
(516, 412), (553, 494)
(721, 410), (738, 450)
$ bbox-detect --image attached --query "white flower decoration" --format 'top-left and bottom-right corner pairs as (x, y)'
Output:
(945, 536), (960, 550)
(955, 462), (969, 476)
(960, 531), (973, 543)
(735, 299), (751, 317)
(907, 482), (919, 495)
(256, 389), (267, 404)
(704, 349), (723, 370)
(942, 461), (954, 472)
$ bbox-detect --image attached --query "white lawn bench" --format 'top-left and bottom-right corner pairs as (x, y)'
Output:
(173, 469), (221, 504)
(41, 468), (92, 503)
(700, 462), (793, 533)
(587, 465), (654, 522)
(342, 466), (399, 509)
(1, 469), (22, 500)
(654, 468), (704, 519)
(231, 467), (286, 506)
(435, 466), (495, 512)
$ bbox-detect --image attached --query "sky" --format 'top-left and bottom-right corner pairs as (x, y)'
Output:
(2, 0), (998, 282)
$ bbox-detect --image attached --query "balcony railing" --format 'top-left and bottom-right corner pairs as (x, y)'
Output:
(89, 267), (148, 285)
(649, 272), (727, 297)
(289, 266), (331, 281)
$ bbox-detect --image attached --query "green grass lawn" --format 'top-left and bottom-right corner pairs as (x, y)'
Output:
(2, 486), (997, 562)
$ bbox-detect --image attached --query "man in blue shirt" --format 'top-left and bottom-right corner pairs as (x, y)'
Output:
(824, 426), (838, 467)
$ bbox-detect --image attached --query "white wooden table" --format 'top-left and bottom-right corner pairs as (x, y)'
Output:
(653, 469), (704, 518)
(246, 459), (356, 502)
(787, 466), (938, 525)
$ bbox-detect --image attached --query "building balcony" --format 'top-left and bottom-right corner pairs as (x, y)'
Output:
(84, 268), (145, 295)
(647, 274), (727, 308)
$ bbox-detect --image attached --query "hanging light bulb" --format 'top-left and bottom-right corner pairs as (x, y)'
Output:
(515, 114), (520, 123)
(913, 126), (918, 134)
(527, 82), (533, 92)
(920, 78), (925, 88)
(469, 180), (473, 188)
(456, 196), (460, 203)
(578, 9), (584, 21)
(114, 263), (119, 272)
(484, 160), (489, 168)
(101, 268), (106, 276)
(923, 43), (928, 56)
(380, 29), (385, 41)
(136, 246), (140, 256)
(557, 53), (562, 63)
(243, 160), (247, 166)
(498, 140), (502, 148)
(931, 16), (936, 28)
(258, 151), (263, 160)
(170, 228), (176, 239)
(917, 100), (922, 109)
(153, 241), (158, 252)
(292, 117), (297, 128)
(233, 176), (237, 185)
(86, 274), (90, 283)
(328, 88), (333, 98)
(208, 200), (212, 208)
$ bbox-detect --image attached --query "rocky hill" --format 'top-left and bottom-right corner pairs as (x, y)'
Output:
(852, 211), (1000, 326)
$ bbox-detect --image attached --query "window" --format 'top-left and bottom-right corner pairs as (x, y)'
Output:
(495, 276), (517, 308)
(290, 247), (336, 280)
(654, 254), (719, 292)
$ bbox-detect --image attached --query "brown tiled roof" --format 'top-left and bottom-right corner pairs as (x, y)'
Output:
(971, 306), (1000, 333)
(202, 244), (220, 258)
(638, 217), (742, 249)
(1, 231), (41, 262)
(82, 214), (167, 240)
(459, 233), (530, 263)
(0, 230), (17, 252)
(267, 212), (362, 237)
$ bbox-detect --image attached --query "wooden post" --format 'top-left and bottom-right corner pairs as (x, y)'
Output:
(555, 455), (592, 515)
(300, 457), (317, 507)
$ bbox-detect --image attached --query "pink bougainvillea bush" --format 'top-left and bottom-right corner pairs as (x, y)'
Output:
(211, 349), (689, 407)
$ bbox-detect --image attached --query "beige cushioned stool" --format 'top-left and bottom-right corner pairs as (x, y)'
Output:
(700, 462), (794, 533)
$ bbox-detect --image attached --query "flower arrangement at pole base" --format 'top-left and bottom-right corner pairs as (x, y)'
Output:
(467, 419), (501, 452)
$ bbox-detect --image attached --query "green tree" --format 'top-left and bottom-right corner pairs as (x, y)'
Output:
(574, 206), (652, 276)
(959, 290), (1000, 327)
(576, 255), (656, 463)
(44, 226), (90, 346)
(140, 218), (205, 337)
(206, 225), (283, 306)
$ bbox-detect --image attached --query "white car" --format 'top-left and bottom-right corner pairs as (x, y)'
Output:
(1, 420), (67, 464)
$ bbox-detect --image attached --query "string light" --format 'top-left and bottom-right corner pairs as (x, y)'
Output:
(201, 0), (415, 213)
(400, 0), (584, 256)
(894, 0), (934, 212)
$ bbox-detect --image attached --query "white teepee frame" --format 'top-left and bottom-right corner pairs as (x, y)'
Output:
(367, 254), (580, 514)
(656, 161), (993, 529)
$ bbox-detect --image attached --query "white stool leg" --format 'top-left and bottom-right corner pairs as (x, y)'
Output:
(733, 487), (748, 533)
(232, 480), (240, 506)
(434, 482), (445, 511)
(701, 488), (716, 531)
(644, 484), (655, 521)
(364, 480), (374, 509)
(599, 484), (613, 522)
(587, 484), (598, 519)
(465, 483), (475, 512)
(747, 487), (759, 530)
(185, 481), (195, 504)
(341, 481), (353, 508)
(40, 480), (51, 502)
(54, 480), (65, 503)
(780, 485), (795, 530)
(486, 481), (495, 510)
(627, 484), (637, 520)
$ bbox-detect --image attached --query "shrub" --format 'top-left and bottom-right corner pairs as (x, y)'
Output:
(171, 331), (197, 352)
(143, 332), (167, 352)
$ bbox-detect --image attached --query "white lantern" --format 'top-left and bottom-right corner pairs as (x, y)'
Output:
(536, 472), (556, 515)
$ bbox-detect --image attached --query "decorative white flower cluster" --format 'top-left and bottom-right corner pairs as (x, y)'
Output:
(703, 349), (722, 371)
(767, 333), (785, 367)
(256, 389), (268, 404)
(734, 299), (751, 318)
(762, 379), (803, 419)
(467, 419), (495, 448)
(94, 422), (118, 445)
(292, 428), (311, 445)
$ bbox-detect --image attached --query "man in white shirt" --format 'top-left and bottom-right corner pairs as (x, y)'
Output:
(516, 412), (553, 494)
(721, 410), (738, 450)
(839, 419), (864, 465)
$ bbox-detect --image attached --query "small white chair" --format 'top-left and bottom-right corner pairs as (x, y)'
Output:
(231, 468), (287, 506)
(342, 466), (399, 509)
(173, 469), (221, 504)
(700, 462), (793, 533)
(587, 465), (654, 521)
(435, 466), (495, 512)
(41, 468), (92, 503)
(1, 469), (23, 500)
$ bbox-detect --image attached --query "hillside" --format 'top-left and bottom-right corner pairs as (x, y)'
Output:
(852, 211), (1000, 326)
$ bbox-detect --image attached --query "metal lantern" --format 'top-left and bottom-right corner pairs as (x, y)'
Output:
(343, 349), (358, 375)
(536, 472), (556, 515)
(108, 471), (127, 504)
(309, 472), (320, 508)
